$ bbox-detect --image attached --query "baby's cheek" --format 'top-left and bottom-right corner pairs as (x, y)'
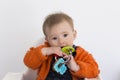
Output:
(50, 41), (57, 46)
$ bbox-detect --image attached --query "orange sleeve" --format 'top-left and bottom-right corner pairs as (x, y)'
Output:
(71, 46), (100, 78)
(23, 44), (48, 69)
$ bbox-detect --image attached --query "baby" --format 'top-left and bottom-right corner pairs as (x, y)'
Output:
(24, 12), (100, 80)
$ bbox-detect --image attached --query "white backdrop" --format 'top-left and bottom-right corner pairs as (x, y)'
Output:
(0, 0), (120, 80)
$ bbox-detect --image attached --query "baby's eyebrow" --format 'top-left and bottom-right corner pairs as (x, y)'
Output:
(49, 35), (57, 38)
(62, 31), (68, 34)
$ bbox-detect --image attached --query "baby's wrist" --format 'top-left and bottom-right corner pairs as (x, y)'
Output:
(68, 58), (80, 72)
(73, 64), (80, 72)
(41, 48), (48, 56)
(69, 64), (80, 72)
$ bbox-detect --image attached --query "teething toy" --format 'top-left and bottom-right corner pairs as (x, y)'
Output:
(53, 58), (67, 75)
(53, 46), (75, 75)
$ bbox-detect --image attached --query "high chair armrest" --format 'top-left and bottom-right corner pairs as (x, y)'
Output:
(2, 72), (23, 80)
(85, 76), (101, 80)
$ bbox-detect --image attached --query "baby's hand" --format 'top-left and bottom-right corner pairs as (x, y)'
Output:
(41, 47), (65, 56)
(66, 55), (80, 72)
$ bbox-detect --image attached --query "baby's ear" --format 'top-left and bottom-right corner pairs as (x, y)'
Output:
(45, 37), (48, 41)
(73, 30), (77, 39)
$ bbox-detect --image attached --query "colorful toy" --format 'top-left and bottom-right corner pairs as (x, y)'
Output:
(53, 58), (67, 75)
(53, 46), (75, 75)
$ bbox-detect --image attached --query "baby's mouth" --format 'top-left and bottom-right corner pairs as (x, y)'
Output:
(61, 46), (64, 48)
(61, 46), (66, 48)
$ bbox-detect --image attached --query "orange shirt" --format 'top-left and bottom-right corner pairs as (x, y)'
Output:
(24, 42), (100, 80)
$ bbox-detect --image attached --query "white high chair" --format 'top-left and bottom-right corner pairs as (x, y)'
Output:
(3, 68), (101, 80)
(2, 37), (102, 80)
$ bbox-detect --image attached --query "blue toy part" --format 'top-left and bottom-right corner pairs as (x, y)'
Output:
(53, 58), (67, 75)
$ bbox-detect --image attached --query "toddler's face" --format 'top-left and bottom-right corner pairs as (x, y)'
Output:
(45, 21), (76, 47)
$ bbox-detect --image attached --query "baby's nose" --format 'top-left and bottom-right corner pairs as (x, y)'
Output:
(58, 38), (64, 45)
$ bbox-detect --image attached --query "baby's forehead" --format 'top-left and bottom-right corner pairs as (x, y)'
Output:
(46, 20), (73, 29)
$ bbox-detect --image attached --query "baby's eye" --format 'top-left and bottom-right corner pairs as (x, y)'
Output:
(63, 34), (68, 37)
(52, 37), (57, 40)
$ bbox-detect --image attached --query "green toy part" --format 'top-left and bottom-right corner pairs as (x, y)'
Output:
(61, 46), (75, 55)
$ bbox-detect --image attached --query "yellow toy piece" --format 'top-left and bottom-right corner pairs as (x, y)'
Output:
(61, 46), (75, 55)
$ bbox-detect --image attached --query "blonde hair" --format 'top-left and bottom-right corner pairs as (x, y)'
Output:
(42, 12), (74, 35)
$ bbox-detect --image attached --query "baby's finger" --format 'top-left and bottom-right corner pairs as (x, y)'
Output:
(55, 52), (63, 57)
(62, 52), (68, 56)
(63, 55), (69, 59)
